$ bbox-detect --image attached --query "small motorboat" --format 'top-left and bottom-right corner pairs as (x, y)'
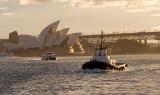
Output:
(42, 52), (56, 60)
(82, 31), (128, 71)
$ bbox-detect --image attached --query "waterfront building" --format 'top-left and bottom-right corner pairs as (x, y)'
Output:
(18, 35), (39, 49)
(1, 20), (85, 54)
(38, 20), (60, 49)
(53, 28), (69, 46)
(3, 42), (18, 50)
(9, 31), (19, 44)
(67, 33), (82, 45)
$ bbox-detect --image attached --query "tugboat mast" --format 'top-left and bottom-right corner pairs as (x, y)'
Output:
(100, 30), (104, 49)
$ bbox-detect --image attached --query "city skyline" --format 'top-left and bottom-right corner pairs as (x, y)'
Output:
(1, 0), (160, 38)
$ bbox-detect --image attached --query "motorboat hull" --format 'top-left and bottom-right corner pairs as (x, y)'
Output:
(42, 57), (56, 60)
(41, 52), (56, 60)
(82, 61), (128, 71)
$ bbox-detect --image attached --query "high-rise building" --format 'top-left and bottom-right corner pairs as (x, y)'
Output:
(9, 31), (18, 44)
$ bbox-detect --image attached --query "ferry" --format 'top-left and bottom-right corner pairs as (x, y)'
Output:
(82, 31), (128, 71)
(42, 52), (56, 60)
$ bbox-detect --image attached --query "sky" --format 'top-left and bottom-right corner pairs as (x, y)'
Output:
(1, 0), (160, 38)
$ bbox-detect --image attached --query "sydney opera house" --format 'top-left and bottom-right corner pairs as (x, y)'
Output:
(0, 21), (85, 55)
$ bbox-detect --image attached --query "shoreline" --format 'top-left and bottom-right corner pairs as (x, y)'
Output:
(12, 52), (160, 57)
(4, 47), (160, 57)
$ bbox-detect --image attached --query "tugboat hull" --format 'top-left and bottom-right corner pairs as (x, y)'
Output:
(82, 61), (128, 71)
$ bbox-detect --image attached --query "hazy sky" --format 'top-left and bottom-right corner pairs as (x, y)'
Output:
(1, 0), (160, 38)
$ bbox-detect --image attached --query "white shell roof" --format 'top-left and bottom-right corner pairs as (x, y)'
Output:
(38, 20), (60, 49)
(55, 35), (68, 46)
(43, 33), (55, 47)
(67, 33), (81, 45)
(54, 28), (70, 46)
(49, 32), (59, 46)
(59, 28), (69, 36)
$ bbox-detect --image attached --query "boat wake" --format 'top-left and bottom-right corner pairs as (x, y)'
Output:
(82, 69), (107, 73)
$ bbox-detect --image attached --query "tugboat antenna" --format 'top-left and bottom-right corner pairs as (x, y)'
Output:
(100, 30), (104, 49)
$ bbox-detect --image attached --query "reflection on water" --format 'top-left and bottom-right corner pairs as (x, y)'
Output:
(0, 55), (160, 95)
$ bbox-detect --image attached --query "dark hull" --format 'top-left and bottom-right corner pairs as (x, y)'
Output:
(82, 61), (128, 71)
(42, 57), (56, 60)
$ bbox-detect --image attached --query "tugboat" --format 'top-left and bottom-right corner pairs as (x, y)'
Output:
(82, 31), (128, 71)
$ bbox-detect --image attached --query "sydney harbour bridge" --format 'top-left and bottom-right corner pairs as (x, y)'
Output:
(80, 31), (160, 45)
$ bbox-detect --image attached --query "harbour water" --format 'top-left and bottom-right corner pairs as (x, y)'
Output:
(0, 55), (160, 95)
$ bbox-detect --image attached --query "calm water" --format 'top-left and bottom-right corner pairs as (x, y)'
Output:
(0, 55), (160, 95)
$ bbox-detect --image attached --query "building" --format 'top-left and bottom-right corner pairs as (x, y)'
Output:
(9, 31), (18, 44)
(3, 42), (18, 50)
(38, 21), (82, 48)
(38, 20), (60, 49)
(1, 20), (85, 54)
(67, 33), (82, 45)
(18, 35), (39, 49)
(53, 28), (69, 46)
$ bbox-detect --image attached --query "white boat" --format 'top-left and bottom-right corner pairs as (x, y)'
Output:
(82, 31), (128, 71)
(41, 52), (56, 60)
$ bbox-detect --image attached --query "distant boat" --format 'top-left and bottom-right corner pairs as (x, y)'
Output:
(42, 52), (56, 60)
(0, 51), (14, 57)
(82, 31), (128, 71)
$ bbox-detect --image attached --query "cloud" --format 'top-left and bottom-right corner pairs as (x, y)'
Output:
(126, 9), (147, 13)
(20, 0), (35, 5)
(5, 0), (160, 16)
(53, 0), (160, 15)
(0, 0), (8, 10)
(54, 0), (68, 3)
(151, 26), (160, 30)
(151, 13), (160, 16)
(68, 0), (128, 8)
(0, 7), (7, 10)
(0, 0), (8, 2)
(18, 0), (160, 10)
(1, 12), (15, 16)
(19, 0), (52, 5)
(55, 0), (160, 8)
